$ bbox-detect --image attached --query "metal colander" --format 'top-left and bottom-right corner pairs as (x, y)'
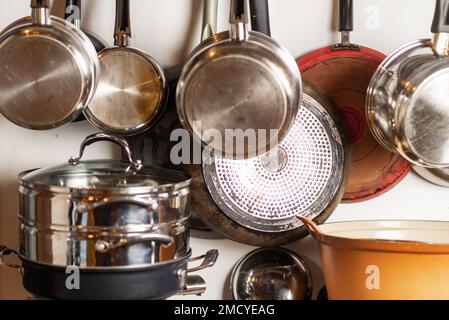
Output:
(203, 93), (346, 233)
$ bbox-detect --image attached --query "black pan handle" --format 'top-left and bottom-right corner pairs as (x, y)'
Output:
(31, 0), (50, 8)
(431, 0), (449, 33)
(115, 0), (131, 46)
(249, 0), (271, 36)
(230, 0), (249, 41)
(338, 0), (353, 32)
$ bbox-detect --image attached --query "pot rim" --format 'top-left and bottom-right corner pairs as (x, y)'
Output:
(19, 174), (192, 196)
(312, 220), (449, 254)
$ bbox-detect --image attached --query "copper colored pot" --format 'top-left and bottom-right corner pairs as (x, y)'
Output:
(301, 217), (449, 300)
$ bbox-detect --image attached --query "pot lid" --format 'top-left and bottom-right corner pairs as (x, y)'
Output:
(20, 133), (191, 192)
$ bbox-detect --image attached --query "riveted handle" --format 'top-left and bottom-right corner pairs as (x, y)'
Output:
(115, 0), (131, 46)
(69, 133), (142, 169)
(230, 0), (249, 41)
(95, 233), (174, 253)
(188, 249), (219, 272)
(202, 0), (218, 41)
(0, 246), (23, 274)
(432, 0), (449, 33)
(249, 0), (271, 36)
(338, 0), (353, 32)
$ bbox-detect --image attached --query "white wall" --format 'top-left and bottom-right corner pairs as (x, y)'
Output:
(0, 0), (447, 300)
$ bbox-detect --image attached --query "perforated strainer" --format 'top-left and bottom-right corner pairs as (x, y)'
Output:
(201, 83), (348, 240)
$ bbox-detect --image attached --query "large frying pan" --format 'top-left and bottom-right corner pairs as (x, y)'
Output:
(297, 0), (410, 203)
(196, 0), (348, 247)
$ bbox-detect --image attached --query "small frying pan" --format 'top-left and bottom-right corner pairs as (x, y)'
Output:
(297, 0), (410, 203)
(84, 0), (167, 136)
(65, 0), (107, 123)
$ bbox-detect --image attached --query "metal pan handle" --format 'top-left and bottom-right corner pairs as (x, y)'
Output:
(333, 0), (359, 50)
(65, 0), (81, 28)
(177, 275), (207, 296)
(0, 246), (23, 274)
(30, 0), (50, 25)
(431, 0), (449, 56)
(202, 0), (219, 41)
(230, 0), (249, 41)
(249, 0), (271, 36)
(115, 0), (131, 46)
(188, 249), (219, 273)
(94, 233), (174, 253)
(69, 133), (143, 169)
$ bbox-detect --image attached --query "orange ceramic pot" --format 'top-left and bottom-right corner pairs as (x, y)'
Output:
(301, 217), (449, 300)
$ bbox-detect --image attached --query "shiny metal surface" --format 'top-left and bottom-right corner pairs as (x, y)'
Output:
(177, 1), (301, 159)
(18, 134), (192, 268)
(202, 91), (346, 233)
(367, 38), (449, 168)
(231, 248), (313, 300)
(0, 3), (99, 130)
(84, 0), (167, 135)
(414, 166), (449, 187)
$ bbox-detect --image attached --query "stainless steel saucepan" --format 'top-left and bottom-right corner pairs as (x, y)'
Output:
(0, 0), (100, 130)
(85, 0), (167, 136)
(366, 0), (449, 168)
(177, 0), (301, 159)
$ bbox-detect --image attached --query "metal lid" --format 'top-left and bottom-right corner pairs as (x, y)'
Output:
(20, 133), (190, 193)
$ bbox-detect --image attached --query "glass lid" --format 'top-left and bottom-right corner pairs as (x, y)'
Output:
(20, 133), (190, 191)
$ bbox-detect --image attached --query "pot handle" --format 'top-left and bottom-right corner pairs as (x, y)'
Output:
(202, 0), (218, 41)
(94, 233), (174, 253)
(249, 0), (271, 36)
(298, 216), (323, 238)
(230, 0), (249, 41)
(31, 0), (49, 8)
(115, 0), (131, 46)
(177, 275), (207, 296)
(431, 0), (449, 56)
(333, 0), (359, 50)
(0, 246), (23, 274)
(69, 133), (142, 169)
(188, 249), (219, 273)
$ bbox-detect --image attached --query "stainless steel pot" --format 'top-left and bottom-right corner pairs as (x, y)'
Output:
(177, 0), (301, 159)
(0, 0), (100, 130)
(19, 133), (191, 268)
(366, 0), (449, 168)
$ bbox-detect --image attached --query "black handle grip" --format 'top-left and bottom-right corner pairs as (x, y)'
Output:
(235, 0), (245, 19)
(64, 0), (81, 21)
(31, 0), (50, 8)
(338, 0), (353, 32)
(0, 246), (16, 256)
(431, 0), (449, 33)
(249, 0), (271, 36)
(116, 0), (131, 35)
